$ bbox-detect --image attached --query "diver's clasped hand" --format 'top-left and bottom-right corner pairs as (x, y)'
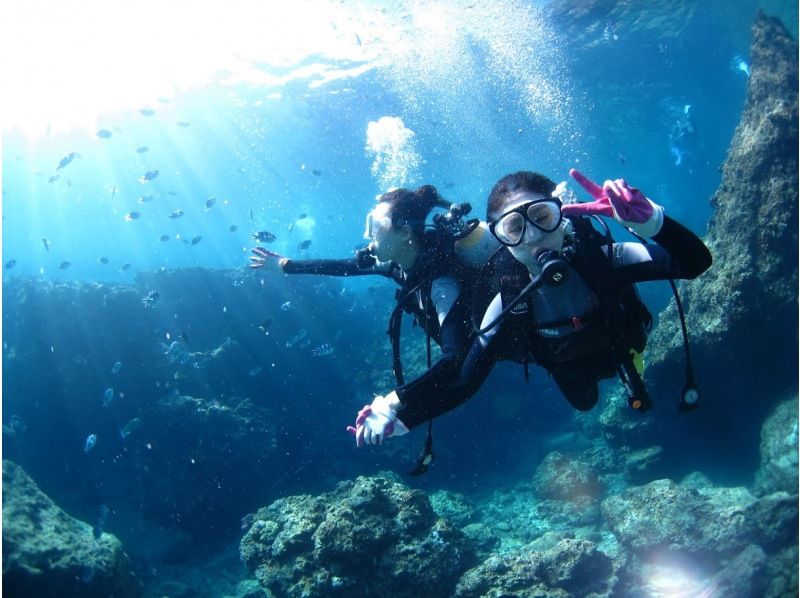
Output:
(249, 247), (286, 270)
(346, 392), (409, 447)
(563, 168), (664, 237)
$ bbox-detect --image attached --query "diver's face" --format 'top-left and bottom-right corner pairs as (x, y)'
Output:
(490, 192), (566, 274)
(365, 202), (408, 262)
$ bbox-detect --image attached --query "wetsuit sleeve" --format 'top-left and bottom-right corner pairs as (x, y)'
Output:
(613, 215), (712, 283)
(396, 293), (503, 429)
(281, 258), (394, 277)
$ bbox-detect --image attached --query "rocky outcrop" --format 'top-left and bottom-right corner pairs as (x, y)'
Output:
(602, 478), (797, 594)
(454, 538), (616, 597)
(532, 451), (603, 501)
(2, 460), (140, 597)
(240, 475), (475, 597)
(754, 396), (799, 496)
(603, 479), (797, 557)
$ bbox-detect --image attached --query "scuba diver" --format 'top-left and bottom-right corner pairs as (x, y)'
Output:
(250, 185), (500, 465)
(348, 169), (712, 447)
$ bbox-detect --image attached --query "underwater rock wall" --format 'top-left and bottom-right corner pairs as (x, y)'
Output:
(629, 10), (798, 479)
(648, 9), (798, 394)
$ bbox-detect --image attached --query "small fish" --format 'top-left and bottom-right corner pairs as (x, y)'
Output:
(138, 170), (159, 183)
(56, 152), (80, 171)
(48, 174), (60, 183)
(9, 415), (26, 433)
(180, 331), (189, 344)
(5, 259), (16, 269)
(311, 169), (322, 176)
(731, 54), (750, 78)
(125, 211), (141, 222)
(136, 146), (149, 153)
(102, 388), (114, 407)
(285, 328), (308, 347)
(169, 210), (184, 219)
(59, 261), (71, 269)
(111, 361), (122, 374)
(229, 225), (238, 232)
(252, 231), (276, 243)
(96, 129), (112, 139)
(355, 33), (362, 46)
(160, 234), (170, 242)
(97, 257), (109, 264)
(241, 513), (255, 530)
(311, 343), (334, 357)
(258, 318), (273, 333)
(166, 190), (178, 196)
(280, 301), (292, 311)
(176, 121), (191, 127)
(42, 238), (50, 252)
(84, 433), (98, 452)
(288, 223), (294, 233)
(298, 240), (312, 250)
(205, 197), (215, 210)
(120, 263), (131, 271)
(119, 418), (141, 439)
(249, 366), (263, 376)
(190, 235), (202, 246)
(297, 213), (308, 220)
(248, 208), (254, 223)
(139, 108), (156, 116)
(141, 290), (159, 307)
(618, 153), (626, 166)
(109, 185), (118, 197)
(138, 195), (154, 204)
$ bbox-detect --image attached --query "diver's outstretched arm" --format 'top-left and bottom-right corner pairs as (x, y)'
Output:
(250, 246), (393, 277)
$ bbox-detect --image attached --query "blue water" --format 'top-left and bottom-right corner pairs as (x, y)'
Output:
(2, 0), (797, 593)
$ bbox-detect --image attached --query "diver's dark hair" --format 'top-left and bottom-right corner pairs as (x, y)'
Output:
(487, 172), (557, 220)
(379, 185), (441, 237)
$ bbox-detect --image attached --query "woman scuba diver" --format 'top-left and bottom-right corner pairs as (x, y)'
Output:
(250, 185), (500, 457)
(348, 169), (712, 446)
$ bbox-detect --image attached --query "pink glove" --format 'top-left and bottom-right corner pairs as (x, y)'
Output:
(346, 394), (409, 447)
(562, 168), (664, 237)
(249, 247), (286, 270)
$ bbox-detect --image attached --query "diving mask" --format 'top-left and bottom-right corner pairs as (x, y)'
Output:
(363, 202), (393, 240)
(489, 198), (563, 247)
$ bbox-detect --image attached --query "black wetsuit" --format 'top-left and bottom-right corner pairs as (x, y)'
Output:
(395, 215), (712, 428)
(281, 230), (490, 401)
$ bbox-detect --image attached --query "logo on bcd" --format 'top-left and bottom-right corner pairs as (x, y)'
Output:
(510, 301), (528, 315)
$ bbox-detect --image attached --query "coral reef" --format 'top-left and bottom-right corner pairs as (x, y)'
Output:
(240, 475), (475, 597)
(2, 460), (140, 597)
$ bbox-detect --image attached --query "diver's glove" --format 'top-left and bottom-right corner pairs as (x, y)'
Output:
(346, 392), (409, 447)
(562, 168), (664, 238)
(249, 247), (288, 271)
